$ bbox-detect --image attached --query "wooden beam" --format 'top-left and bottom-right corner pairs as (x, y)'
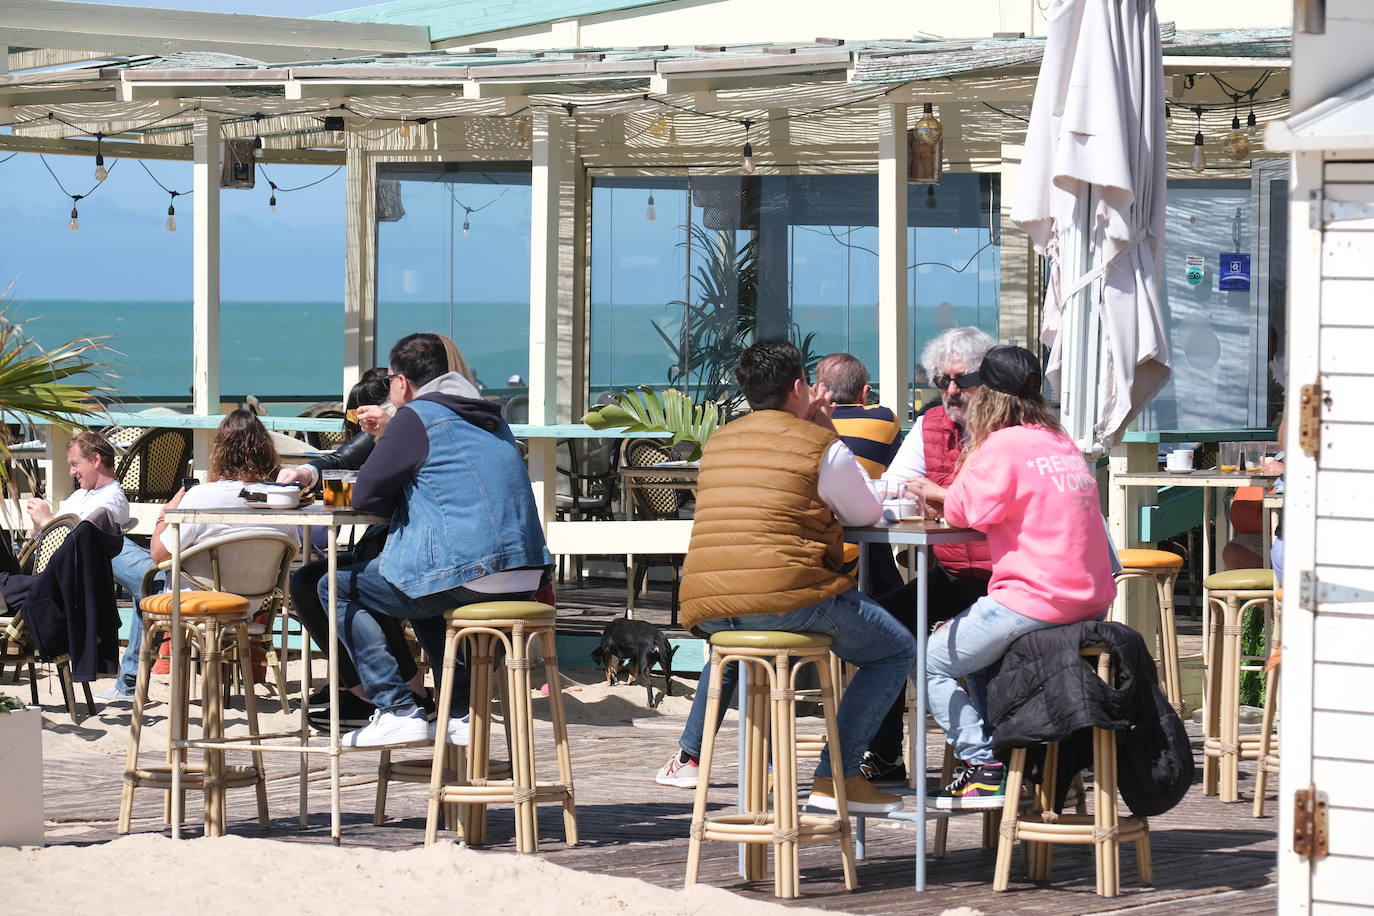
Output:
(0, 133), (344, 165)
(877, 102), (909, 417)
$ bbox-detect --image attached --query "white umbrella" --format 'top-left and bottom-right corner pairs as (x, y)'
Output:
(1012, 0), (1171, 455)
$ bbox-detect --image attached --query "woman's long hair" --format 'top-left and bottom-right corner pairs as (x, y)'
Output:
(434, 333), (475, 384)
(209, 408), (279, 483)
(956, 385), (1065, 473)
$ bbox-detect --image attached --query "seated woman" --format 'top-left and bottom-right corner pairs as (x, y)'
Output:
(1, 431), (129, 574)
(909, 346), (1117, 809)
(276, 337), (476, 726)
(103, 409), (294, 700)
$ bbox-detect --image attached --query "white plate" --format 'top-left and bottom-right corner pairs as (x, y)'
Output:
(1166, 468), (1195, 474)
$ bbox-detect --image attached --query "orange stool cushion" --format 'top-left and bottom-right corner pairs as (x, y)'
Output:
(1117, 548), (1185, 570)
(140, 590), (250, 616)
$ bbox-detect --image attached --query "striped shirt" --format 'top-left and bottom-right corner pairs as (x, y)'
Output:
(830, 404), (903, 479)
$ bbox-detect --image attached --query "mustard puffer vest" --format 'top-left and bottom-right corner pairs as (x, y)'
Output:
(680, 410), (854, 631)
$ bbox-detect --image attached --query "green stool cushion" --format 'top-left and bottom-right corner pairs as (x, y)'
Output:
(1203, 568), (1275, 591)
(709, 631), (832, 650)
(444, 601), (555, 621)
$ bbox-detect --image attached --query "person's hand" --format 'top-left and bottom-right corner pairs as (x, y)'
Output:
(25, 498), (53, 527)
(806, 382), (837, 431)
(277, 465), (314, 486)
(1262, 458), (1285, 477)
(355, 404), (390, 438)
(905, 476), (948, 506)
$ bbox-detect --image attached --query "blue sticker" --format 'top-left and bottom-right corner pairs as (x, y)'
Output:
(1219, 253), (1250, 291)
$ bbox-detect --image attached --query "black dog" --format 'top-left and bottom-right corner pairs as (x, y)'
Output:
(591, 618), (678, 708)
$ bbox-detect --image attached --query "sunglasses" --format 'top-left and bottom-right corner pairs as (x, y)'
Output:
(933, 371), (982, 391)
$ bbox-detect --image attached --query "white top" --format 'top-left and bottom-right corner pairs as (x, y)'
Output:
(157, 480), (298, 555)
(58, 481), (131, 528)
(879, 415), (930, 483)
(817, 441), (882, 527)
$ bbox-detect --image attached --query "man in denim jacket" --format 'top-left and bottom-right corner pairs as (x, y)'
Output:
(328, 333), (552, 747)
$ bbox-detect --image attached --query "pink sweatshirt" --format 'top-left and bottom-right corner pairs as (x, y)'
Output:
(943, 425), (1116, 624)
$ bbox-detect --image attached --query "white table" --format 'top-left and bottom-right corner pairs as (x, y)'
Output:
(842, 519), (987, 891)
(163, 504), (391, 844)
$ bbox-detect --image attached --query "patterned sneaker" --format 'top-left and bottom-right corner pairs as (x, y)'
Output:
(926, 761), (1006, 809)
(655, 750), (699, 788)
(858, 750), (908, 785)
(808, 775), (903, 814)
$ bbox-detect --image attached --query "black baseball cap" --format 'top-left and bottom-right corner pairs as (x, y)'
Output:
(966, 345), (1042, 397)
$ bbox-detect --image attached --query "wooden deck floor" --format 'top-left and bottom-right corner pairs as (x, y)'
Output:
(41, 575), (1276, 915)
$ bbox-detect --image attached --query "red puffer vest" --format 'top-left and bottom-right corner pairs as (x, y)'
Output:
(922, 406), (993, 579)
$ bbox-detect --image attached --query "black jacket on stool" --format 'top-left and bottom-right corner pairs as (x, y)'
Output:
(985, 619), (1194, 818)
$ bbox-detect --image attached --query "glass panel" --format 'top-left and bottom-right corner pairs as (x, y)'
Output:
(375, 163), (531, 395)
(589, 173), (999, 413)
(1141, 179), (1267, 430)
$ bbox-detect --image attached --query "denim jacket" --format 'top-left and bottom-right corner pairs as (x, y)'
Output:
(377, 397), (551, 597)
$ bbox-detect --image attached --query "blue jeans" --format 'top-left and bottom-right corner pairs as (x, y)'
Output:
(678, 588), (917, 779)
(926, 594), (1059, 765)
(110, 538), (165, 692)
(325, 555), (533, 713)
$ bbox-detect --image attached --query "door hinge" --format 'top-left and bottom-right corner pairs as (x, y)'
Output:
(1298, 382), (1326, 458)
(1294, 784), (1329, 862)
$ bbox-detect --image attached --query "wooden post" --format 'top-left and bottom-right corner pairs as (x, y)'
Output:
(191, 114), (221, 476)
(343, 144), (371, 393)
(528, 112), (564, 524)
(877, 103), (910, 416)
(1109, 441), (1157, 649)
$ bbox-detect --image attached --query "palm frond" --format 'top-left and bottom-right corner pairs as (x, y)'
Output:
(581, 386), (721, 460)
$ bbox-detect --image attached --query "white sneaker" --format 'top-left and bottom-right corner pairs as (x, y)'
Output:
(340, 706), (429, 748)
(96, 685), (135, 703)
(428, 713), (470, 746)
(655, 751), (699, 788)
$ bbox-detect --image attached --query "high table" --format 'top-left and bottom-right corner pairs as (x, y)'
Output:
(841, 519), (987, 891)
(163, 504), (393, 844)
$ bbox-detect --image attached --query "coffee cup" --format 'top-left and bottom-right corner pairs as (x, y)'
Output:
(1166, 449), (1193, 472)
(883, 497), (922, 522)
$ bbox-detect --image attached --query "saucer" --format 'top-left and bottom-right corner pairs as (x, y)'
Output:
(1165, 468), (1194, 474)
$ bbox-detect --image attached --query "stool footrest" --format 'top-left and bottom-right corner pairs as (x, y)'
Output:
(123, 763), (261, 790)
(1009, 813), (1148, 845)
(701, 812), (847, 844)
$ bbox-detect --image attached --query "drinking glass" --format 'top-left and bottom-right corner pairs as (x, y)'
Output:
(1243, 442), (1265, 475)
(1217, 442), (1241, 474)
(322, 469), (358, 507)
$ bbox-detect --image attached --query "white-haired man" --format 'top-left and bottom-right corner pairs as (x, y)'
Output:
(861, 326), (999, 784)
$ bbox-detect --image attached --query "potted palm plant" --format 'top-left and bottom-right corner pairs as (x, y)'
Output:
(581, 386), (722, 461)
(0, 692), (44, 846)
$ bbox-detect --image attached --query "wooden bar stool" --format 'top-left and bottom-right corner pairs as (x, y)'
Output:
(684, 631), (857, 900)
(1254, 588), (1282, 818)
(424, 601), (576, 852)
(1114, 549), (1185, 715)
(1202, 568), (1276, 802)
(993, 645), (1152, 898)
(118, 591), (269, 837)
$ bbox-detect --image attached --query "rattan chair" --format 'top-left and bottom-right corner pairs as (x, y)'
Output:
(554, 438), (617, 586)
(115, 427), (193, 503)
(140, 530), (298, 709)
(101, 425), (149, 450)
(620, 439), (688, 623)
(300, 402), (349, 451)
(0, 514), (95, 718)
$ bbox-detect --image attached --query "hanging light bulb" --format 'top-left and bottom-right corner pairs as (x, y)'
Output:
(1222, 114), (1251, 161)
(1246, 107), (1257, 129)
(92, 133), (107, 181)
(165, 192), (178, 232)
(646, 192), (656, 222)
(68, 205), (80, 231)
(924, 185), (938, 209)
(649, 114), (670, 139)
(741, 119), (755, 173)
(252, 135), (264, 158)
(399, 120), (411, 138)
(462, 216), (471, 236)
(1190, 131), (1207, 173)
(913, 102), (943, 146)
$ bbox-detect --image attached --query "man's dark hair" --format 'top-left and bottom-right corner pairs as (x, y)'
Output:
(815, 352), (868, 404)
(389, 333), (449, 389)
(734, 339), (805, 410)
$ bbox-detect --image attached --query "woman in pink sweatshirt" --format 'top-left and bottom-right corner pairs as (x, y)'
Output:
(909, 345), (1117, 810)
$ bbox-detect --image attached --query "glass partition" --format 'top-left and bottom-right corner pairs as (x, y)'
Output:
(375, 163), (531, 394)
(588, 173), (999, 412)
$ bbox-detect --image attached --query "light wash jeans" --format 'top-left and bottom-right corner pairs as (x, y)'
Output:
(925, 594), (1059, 765)
(110, 538), (164, 693)
(678, 588), (917, 779)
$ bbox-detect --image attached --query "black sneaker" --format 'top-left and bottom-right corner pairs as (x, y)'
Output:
(925, 761), (1006, 810)
(858, 750), (908, 785)
(307, 691), (376, 729)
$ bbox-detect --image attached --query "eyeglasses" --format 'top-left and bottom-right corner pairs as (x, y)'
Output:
(933, 371), (982, 391)
(386, 373), (403, 383)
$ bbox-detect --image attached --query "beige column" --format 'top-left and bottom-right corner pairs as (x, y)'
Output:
(191, 114), (221, 475)
(877, 103), (910, 416)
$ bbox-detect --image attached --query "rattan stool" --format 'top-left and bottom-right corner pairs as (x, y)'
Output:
(1114, 549), (1185, 715)
(424, 601), (576, 852)
(685, 631), (857, 900)
(1202, 568), (1276, 802)
(118, 590), (269, 837)
(993, 645), (1152, 897)
(1254, 588), (1282, 818)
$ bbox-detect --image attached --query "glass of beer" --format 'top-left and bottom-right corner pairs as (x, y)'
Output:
(321, 469), (358, 507)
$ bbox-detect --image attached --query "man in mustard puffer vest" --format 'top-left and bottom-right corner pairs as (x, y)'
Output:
(654, 339), (918, 814)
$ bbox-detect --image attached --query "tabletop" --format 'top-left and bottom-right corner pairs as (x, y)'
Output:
(1114, 470), (1280, 488)
(164, 505), (387, 526)
(843, 519), (985, 546)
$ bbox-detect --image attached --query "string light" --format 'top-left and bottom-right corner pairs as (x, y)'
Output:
(399, 119), (410, 137)
(269, 180), (278, 211)
(646, 192), (656, 222)
(252, 113), (265, 158)
(649, 114), (670, 139)
(165, 192), (178, 232)
(68, 203), (80, 231)
(913, 102), (943, 146)
(39, 155), (112, 232)
(1190, 106), (1207, 173)
(93, 133), (107, 181)
(742, 119), (755, 173)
